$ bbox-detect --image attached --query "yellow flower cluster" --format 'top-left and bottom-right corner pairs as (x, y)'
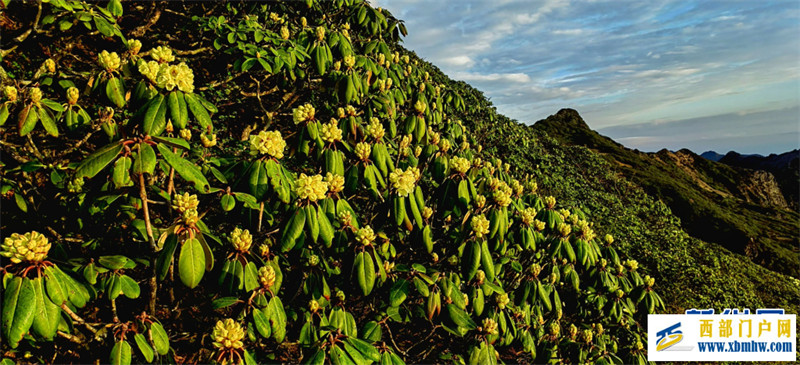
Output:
(280, 26), (290, 40)
(200, 132), (217, 148)
(450, 156), (471, 174)
(557, 223), (571, 237)
(182, 209), (199, 226)
(156, 62), (195, 93)
(44, 59), (56, 73)
(389, 167), (418, 197)
(150, 46), (175, 63)
(544, 196), (557, 209)
(66, 87), (80, 105)
(471, 214), (490, 238)
(212, 319), (245, 350)
(526, 180), (538, 193)
(3, 86), (17, 102)
(343, 55), (356, 68)
(356, 225), (376, 246)
(574, 220), (596, 241)
(366, 118), (385, 140)
(230, 228), (252, 252)
(581, 329), (593, 343)
(414, 100), (426, 114)
(180, 128), (192, 140)
(128, 39), (142, 55)
(496, 293), (510, 309)
(295, 173), (328, 202)
(422, 206), (433, 220)
(520, 207), (536, 226)
(320, 119), (342, 143)
(249, 130), (286, 159)
(315, 26), (326, 41)
(355, 142), (371, 161)
(293, 103), (315, 124)
(138, 60), (160, 82)
(325, 173), (344, 194)
(258, 265), (275, 289)
(625, 259), (638, 271)
(173, 192), (199, 213)
(428, 127), (440, 145)
(482, 318), (498, 336)
(399, 134), (412, 152)
(474, 194), (486, 209)
(510, 179), (523, 196)
(604, 234), (614, 245)
(29, 87), (43, 104)
(476, 270), (486, 284)
(439, 139), (451, 152)
(492, 184), (512, 207)
(98, 50), (121, 71)
(1, 231), (51, 264)
(558, 209), (571, 220)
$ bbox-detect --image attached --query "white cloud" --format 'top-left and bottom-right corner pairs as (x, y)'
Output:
(552, 28), (585, 36)
(453, 72), (531, 83)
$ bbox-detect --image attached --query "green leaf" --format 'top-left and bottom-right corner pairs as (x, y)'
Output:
(184, 93), (213, 130)
(389, 279), (409, 307)
(112, 156), (133, 188)
(110, 340), (132, 365)
(252, 307), (271, 338)
(37, 105), (58, 137)
(132, 143), (157, 175)
(156, 234), (178, 281)
(211, 296), (240, 309)
(142, 94), (167, 136)
(167, 91), (188, 129)
(0, 104), (8, 126)
(243, 261), (259, 292)
(318, 205), (334, 247)
(267, 297), (287, 342)
(76, 141), (123, 179)
(2, 277), (36, 348)
(31, 277), (60, 340)
(480, 241), (496, 282)
(99, 255), (131, 270)
(178, 237), (206, 288)
(346, 337), (381, 362)
(134, 333), (154, 363)
(119, 275), (140, 299)
(149, 322), (170, 355)
(106, 77), (126, 108)
(355, 252), (375, 296)
(151, 135), (190, 150)
(44, 266), (69, 305)
(221, 194), (236, 211)
(462, 240), (481, 282)
(18, 104), (38, 136)
(94, 15), (115, 37)
(157, 143), (211, 192)
(447, 304), (477, 330)
(14, 193), (27, 212)
(244, 349), (257, 365)
(280, 208), (306, 252)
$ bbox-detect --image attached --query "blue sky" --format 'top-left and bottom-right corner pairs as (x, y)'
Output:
(373, 0), (800, 155)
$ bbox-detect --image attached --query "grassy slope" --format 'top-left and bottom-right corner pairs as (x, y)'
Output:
(531, 109), (800, 278)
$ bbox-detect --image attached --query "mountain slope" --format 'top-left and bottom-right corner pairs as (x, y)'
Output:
(531, 109), (800, 279)
(719, 150), (800, 210)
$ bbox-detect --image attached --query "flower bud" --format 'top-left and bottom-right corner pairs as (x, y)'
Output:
(150, 46), (175, 63)
(212, 319), (245, 350)
(3, 86), (18, 102)
(431, 253), (439, 262)
(66, 87), (79, 105)
(280, 26), (290, 40)
(343, 55), (355, 68)
(179, 128), (192, 140)
(315, 26), (326, 41)
(604, 234), (614, 245)
(249, 130), (286, 159)
(471, 214), (490, 238)
(230, 227), (253, 252)
(128, 39), (142, 55)
(182, 209), (199, 226)
(320, 118), (343, 143)
(172, 192), (199, 213)
(309, 299), (319, 312)
(422, 206), (433, 220)
(301, 17), (308, 28)
(258, 265), (276, 289)
(325, 173), (344, 195)
(448, 255), (459, 266)
(496, 293), (509, 309)
(356, 225), (376, 246)
(295, 173), (328, 202)
(29, 87), (43, 104)
(482, 318), (498, 335)
(200, 132), (217, 148)
(258, 243), (270, 257)
(581, 329), (593, 343)
(1, 231), (51, 263)
(475, 270), (486, 285)
(366, 117), (385, 140)
(414, 100), (426, 114)
(450, 156), (470, 174)
(548, 321), (560, 336)
(335, 289), (346, 302)
(98, 50), (121, 71)
(544, 196), (556, 209)
(292, 103), (315, 124)
(355, 142), (371, 161)
(44, 58), (56, 73)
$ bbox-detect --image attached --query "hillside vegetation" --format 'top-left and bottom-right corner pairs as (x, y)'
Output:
(533, 109), (799, 279)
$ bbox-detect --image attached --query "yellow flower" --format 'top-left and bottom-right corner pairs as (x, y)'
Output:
(150, 46), (175, 63)
(476, 270), (486, 284)
(355, 142), (371, 161)
(496, 293), (510, 309)
(389, 168), (416, 197)
(399, 134), (412, 155)
(179, 128), (192, 140)
(625, 259), (638, 271)
(526, 180), (538, 194)
(309, 299), (319, 312)
(258, 266), (276, 289)
(127, 39), (142, 55)
(98, 50), (121, 71)
(280, 26), (290, 40)
(29, 87), (43, 104)
(301, 17), (307, 28)
(343, 55), (356, 68)
(258, 243), (270, 257)
(557, 223), (571, 237)
(482, 318), (498, 335)
(471, 214), (490, 238)
(1, 231), (51, 263)
(3, 86), (17, 102)
(511, 179), (523, 196)
(414, 146), (422, 157)
(172, 192), (199, 213)
(345, 105), (356, 116)
(325, 172), (344, 194)
(575, 220), (596, 241)
(356, 225), (376, 246)
(581, 329), (593, 343)
(293, 103), (315, 124)
(438, 139), (451, 152)
(138, 60), (160, 82)
(212, 319), (245, 350)
(544, 196), (556, 209)
(493, 186), (512, 207)
(422, 206), (433, 220)
(295, 173), (328, 202)
(366, 118), (385, 140)
(474, 194), (486, 209)
(315, 26), (326, 41)
(174, 62), (195, 93)
(200, 132), (217, 148)
(604, 234), (614, 245)
(520, 207), (536, 226)
(414, 100), (426, 114)
(320, 119), (343, 143)
(533, 219), (545, 232)
(44, 58), (56, 73)
(66, 87), (79, 105)
(182, 209), (199, 226)
(230, 228), (252, 252)
(450, 156), (470, 174)
(249, 130), (286, 159)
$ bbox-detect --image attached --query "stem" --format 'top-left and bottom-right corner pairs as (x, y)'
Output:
(139, 173), (158, 314)
(168, 259), (175, 303)
(60, 304), (98, 334)
(258, 201), (265, 231)
(111, 298), (119, 323)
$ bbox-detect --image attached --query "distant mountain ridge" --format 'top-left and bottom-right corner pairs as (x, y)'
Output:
(701, 149), (799, 209)
(532, 109), (799, 278)
(700, 151), (725, 161)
